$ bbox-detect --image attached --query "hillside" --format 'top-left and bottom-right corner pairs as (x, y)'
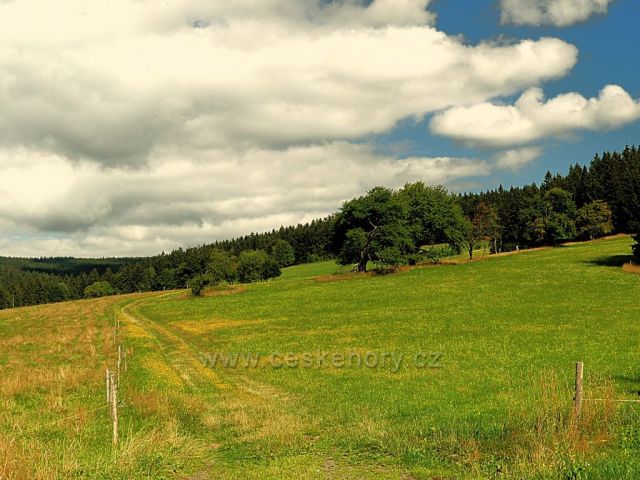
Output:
(1, 236), (639, 479)
(1, 145), (639, 311)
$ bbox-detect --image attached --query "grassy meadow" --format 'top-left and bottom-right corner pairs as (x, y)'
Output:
(1, 236), (639, 478)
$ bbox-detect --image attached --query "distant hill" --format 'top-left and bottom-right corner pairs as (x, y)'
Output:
(0, 256), (139, 276)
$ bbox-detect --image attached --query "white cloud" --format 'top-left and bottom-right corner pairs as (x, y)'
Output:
(144, 0), (437, 32)
(0, 144), (489, 256)
(494, 147), (543, 170)
(430, 85), (640, 147)
(501, 0), (613, 27)
(0, 1), (578, 165)
(0, 0), (591, 256)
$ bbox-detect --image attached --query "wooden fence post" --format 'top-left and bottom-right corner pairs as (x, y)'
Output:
(106, 369), (111, 405)
(117, 346), (122, 385)
(574, 362), (584, 418)
(110, 371), (118, 447)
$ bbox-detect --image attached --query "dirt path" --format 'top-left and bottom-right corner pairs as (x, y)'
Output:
(117, 293), (229, 391)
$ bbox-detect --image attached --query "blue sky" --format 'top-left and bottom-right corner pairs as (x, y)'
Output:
(374, 0), (639, 192)
(0, 0), (638, 256)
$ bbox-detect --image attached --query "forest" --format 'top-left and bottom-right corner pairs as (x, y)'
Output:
(0, 145), (638, 309)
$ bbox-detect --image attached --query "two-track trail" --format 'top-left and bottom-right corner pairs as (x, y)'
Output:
(113, 291), (302, 465)
(115, 293), (277, 397)
(116, 293), (230, 392)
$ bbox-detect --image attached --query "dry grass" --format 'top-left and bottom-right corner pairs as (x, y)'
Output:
(0, 436), (27, 480)
(138, 353), (185, 389)
(202, 286), (248, 298)
(174, 285), (247, 301)
(0, 299), (117, 399)
(0, 297), (123, 479)
(173, 318), (264, 336)
(0, 293), (215, 479)
(421, 371), (622, 478)
(622, 262), (640, 274)
(493, 372), (617, 477)
(127, 389), (174, 418)
(122, 319), (154, 339)
(1, 433), (86, 479)
(1, 366), (100, 398)
(115, 419), (208, 476)
(203, 376), (312, 451)
(120, 295), (231, 391)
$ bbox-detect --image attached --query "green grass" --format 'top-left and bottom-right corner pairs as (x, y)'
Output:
(278, 259), (351, 280)
(1, 236), (640, 478)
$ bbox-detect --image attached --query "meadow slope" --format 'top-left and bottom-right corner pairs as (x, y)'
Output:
(1, 236), (639, 479)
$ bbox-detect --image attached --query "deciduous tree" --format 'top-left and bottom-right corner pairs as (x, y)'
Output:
(207, 249), (237, 284)
(464, 202), (499, 259)
(398, 182), (468, 252)
(271, 240), (295, 267)
(520, 189), (577, 245)
(237, 250), (281, 283)
(335, 187), (412, 272)
(576, 201), (613, 240)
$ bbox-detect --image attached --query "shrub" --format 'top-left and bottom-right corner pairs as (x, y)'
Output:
(84, 281), (116, 298)
(188, 274), (210, 297)
(375, 247), (405, 272)
(237, 250), (281, 283)
(420, 245), (457, 264)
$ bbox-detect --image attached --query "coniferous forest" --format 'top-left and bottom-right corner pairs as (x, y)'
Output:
(1, 145), (639, 309)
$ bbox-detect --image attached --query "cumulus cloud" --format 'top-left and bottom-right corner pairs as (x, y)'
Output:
(0, 144), (488, 256)
(0, 0), (590, 255)
(430, 85), (640, 147)
(500, 0), (613, 27)
(494, 147), (543, 170)
(147, 0), (437, 31)
(0, 0), (578, 165)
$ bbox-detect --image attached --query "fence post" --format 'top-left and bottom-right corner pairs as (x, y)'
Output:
(110, 371), (118, 447)
(574, 362), (584, 418)
(117, 346), (122, 386)
(106, 369), (111, 404)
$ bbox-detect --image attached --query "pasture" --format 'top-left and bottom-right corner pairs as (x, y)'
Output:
(1, 236), (639, 478)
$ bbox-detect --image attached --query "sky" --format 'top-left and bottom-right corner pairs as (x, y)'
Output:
(0, 0), (638, 258)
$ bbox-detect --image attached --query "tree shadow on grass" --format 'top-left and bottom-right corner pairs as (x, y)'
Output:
(587, 254), (634, 268)
(612, 374), (640, 396)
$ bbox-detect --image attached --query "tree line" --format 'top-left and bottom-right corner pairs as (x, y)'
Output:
(0, 221), (331, 307)
(458, 145), (640, 252)
(0, 145), (638, 308)
(334, 145), (639, 270)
